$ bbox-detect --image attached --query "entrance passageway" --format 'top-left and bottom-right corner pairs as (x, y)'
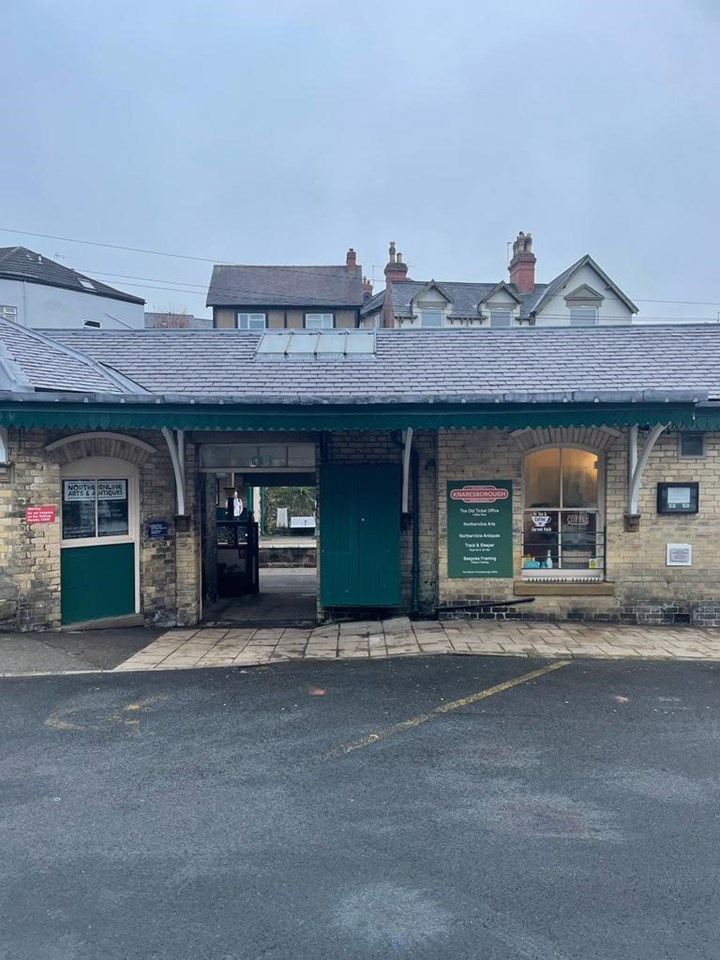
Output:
(203, 568), (318, 626)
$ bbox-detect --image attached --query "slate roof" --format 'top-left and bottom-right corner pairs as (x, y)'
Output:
(42, 325), (720, 403)
(206, 264), (364, 308)
(0, 320), (142, 395)
(359, 280), (550, 321)
(360, 288), (386, 316)
(0, 247), (145, 304)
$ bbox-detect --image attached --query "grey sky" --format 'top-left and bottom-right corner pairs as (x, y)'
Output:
(1, 0), (719, 321)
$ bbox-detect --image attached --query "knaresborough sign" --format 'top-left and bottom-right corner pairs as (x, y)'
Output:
(447, 481), (513, 578)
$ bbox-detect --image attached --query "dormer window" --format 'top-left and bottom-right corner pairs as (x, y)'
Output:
(565, 284), (603, 327)
(420, 310), (444, 328)
(413, 283), (451, 328)
(569, 306), (598, 327)
(489, 309), (512, 328)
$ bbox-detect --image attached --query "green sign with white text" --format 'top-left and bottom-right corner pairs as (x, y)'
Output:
(447, 480), (513, 578)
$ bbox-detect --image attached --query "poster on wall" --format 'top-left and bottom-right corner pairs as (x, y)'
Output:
(447, 481), (513, 578)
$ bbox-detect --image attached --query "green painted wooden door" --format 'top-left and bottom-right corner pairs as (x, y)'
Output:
(320, 464), (401, 607)
(61, 543), (135, 624)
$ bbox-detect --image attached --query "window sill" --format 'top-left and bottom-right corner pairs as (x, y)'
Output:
(514, 581), (615, 597)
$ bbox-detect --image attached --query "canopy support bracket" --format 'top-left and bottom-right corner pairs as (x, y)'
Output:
(625, 422), (668, 530)
(162, 427), (187, 517)
(401, 427), (413, 514)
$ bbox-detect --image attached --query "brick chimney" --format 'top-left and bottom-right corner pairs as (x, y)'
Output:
(508, 231), (536, 293)
(384, 241), (409, 282)
(362, 275), (373, 298)
(346, 247), (357, 272)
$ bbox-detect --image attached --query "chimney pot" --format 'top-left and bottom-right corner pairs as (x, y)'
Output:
(508, 231), (536, 293)
(384, 241), (409, 282)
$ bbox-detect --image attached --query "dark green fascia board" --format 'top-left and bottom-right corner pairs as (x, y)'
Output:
(0, 400), (704, 432)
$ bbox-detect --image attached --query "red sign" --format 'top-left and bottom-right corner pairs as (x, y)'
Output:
(449, 484), (510, 504)
(25, 505), (56, 524)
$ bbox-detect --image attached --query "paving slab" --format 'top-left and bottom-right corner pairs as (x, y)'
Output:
(6, 618), (720, 678)
(111, 618), (720, 674)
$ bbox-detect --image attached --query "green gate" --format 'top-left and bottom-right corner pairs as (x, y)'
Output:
(319, 463), (401, 607)
(61, 543), (136, 624)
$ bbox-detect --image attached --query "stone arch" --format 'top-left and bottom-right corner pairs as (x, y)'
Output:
(45, 432), (157, 467)
(509, 425), (621, 454)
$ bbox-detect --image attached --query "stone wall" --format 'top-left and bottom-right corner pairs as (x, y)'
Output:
(436, 426), (720, 625)
(5, 423), (719, 631)
(611, 430), (720, 625)
(1, 429), (62, 630)
(199, 472), (218, 609)
(0, 428), (199, 631)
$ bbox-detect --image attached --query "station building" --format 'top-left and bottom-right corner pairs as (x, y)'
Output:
(1, 320), (719, 631)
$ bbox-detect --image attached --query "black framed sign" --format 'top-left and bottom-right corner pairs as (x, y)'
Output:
(657, 482), (699, 515)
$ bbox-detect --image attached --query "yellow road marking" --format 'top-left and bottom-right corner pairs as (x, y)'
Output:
(323, 660), (571, 759)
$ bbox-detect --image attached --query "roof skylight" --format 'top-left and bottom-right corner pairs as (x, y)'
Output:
(257, 330), (375, 358)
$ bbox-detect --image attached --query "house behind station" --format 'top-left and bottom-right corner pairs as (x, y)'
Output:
(206, 248), (371, 330)
(204, 233), (637, 333)
(0, 246), (145, 329)
(361, 233), (638, 329)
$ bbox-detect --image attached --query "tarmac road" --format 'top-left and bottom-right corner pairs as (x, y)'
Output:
(1, 655), (719, 959)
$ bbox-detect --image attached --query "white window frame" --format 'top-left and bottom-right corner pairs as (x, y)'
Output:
(569, 305), (599, 327)
(60, 458), (139, 548)
(522, 445), (604, 580)
(677, 431), (705, 459)
(304, 313), (334, 329)
(489, 308), (513, 328)
(419, 310), (445, 328)
(0, 305), (18, 320)
(236, 312), (267, 330)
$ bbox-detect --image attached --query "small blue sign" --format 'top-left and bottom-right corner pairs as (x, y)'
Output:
(147, 520), (169, 539)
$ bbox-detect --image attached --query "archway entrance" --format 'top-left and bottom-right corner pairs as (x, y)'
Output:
(198, 438), (318, 625)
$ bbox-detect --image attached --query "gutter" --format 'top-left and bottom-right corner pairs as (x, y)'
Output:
(0, 388), (709, 407)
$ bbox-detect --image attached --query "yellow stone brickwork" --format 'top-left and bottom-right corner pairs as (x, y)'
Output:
(4, 424), (719, 630)
(1, 428), (200, 630)
(437, 427), (720, 625)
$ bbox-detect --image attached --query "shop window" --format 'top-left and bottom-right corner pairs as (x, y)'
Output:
(62, 478), (129, 540)
(523, 447), (602, 576)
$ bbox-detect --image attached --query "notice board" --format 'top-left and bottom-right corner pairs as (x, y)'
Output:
(446, 481), (513, 578)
